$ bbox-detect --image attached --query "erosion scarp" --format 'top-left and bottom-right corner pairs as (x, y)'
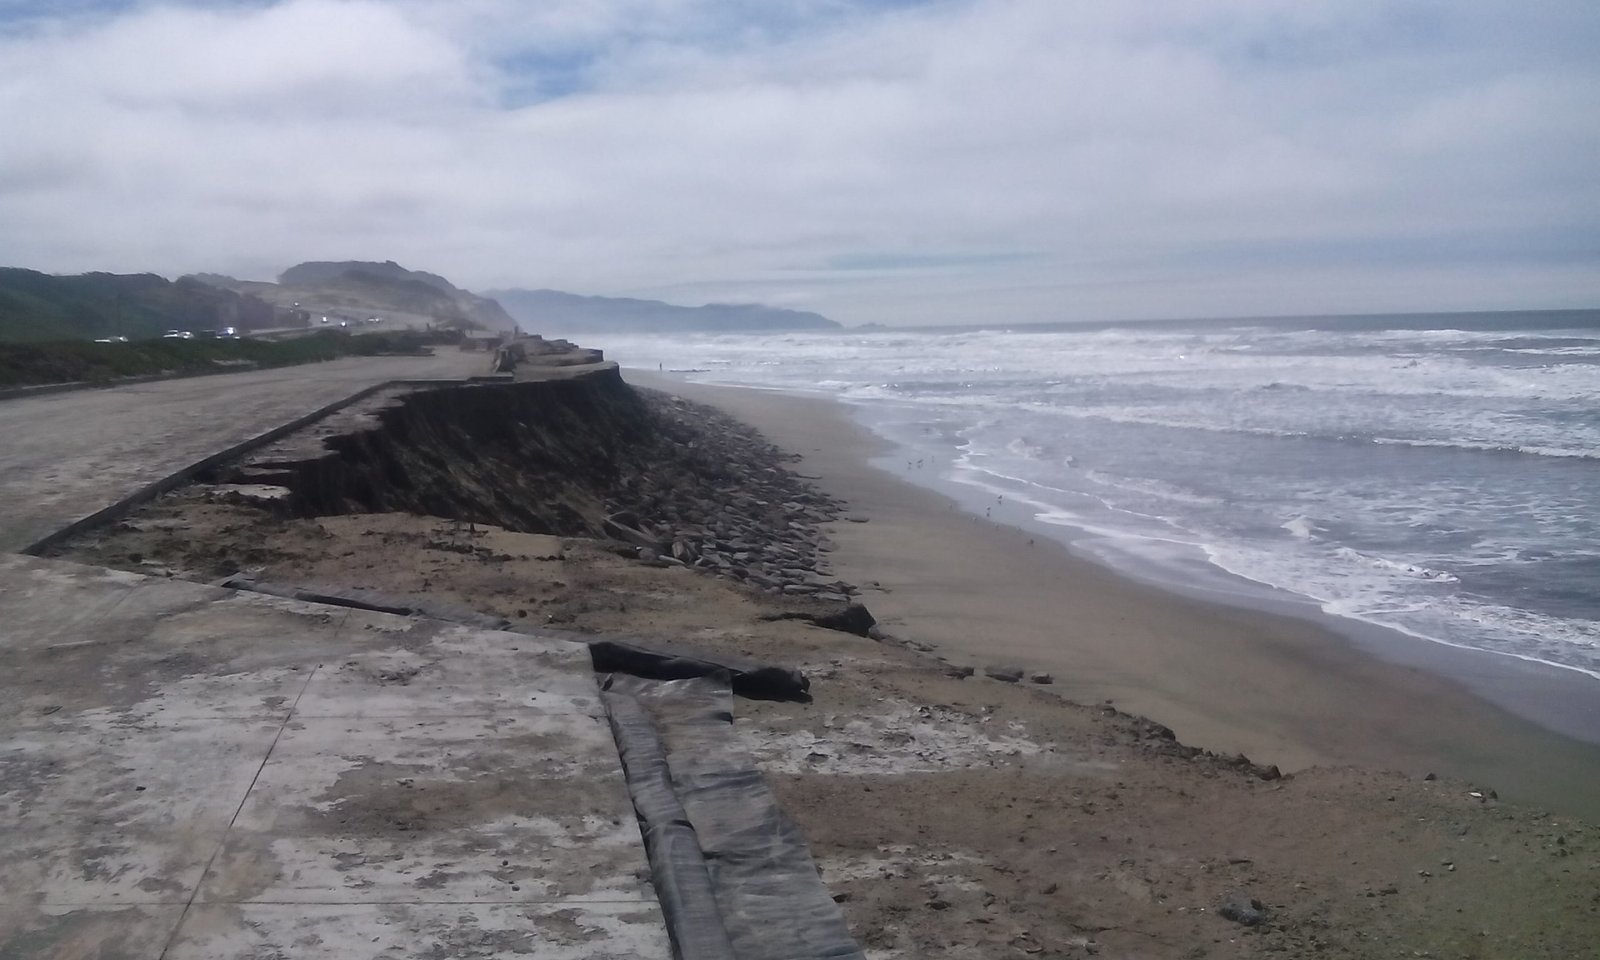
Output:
(176, 368), (854, 601)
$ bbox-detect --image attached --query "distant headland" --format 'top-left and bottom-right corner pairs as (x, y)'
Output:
(487, 287), (840, 334)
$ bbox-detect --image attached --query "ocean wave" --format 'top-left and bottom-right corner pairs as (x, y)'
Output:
(1080, 470), (1223, 506)
(1004, 436), (1047, 460)
(1197, 543), (1600, 679)
(1331, 547), (1459, 583)
(1317, 599), (1600, 682)
(945, 460), (1190, 539)
(1006, 403), (1600, 460)
(948, 458), (1059, 494)
(1369, 436), (1600, 460)
(660, 333), (1600, 409)
(1281, 516), (1317, 540)
(1010, 492), (1600, 680)
(1491, 345), (1600, 357)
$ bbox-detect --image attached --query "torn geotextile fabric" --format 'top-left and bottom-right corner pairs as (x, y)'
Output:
(602, 684), (738, 960)
(602, 672), (864, 960)
(590, 638), (810, 701)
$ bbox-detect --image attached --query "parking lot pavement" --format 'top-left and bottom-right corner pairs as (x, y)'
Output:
(0, 352), (483, 553)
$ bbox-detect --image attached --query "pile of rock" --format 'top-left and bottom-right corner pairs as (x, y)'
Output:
(602, 391), (856, 601)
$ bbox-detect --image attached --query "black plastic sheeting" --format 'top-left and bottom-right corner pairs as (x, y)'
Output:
(602, 672), (864, 960)
(590, 638), (811, 702)
(756, 602), (877, 638)
(603, 683), (739, 960)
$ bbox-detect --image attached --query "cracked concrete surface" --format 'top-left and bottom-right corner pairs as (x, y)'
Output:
(0, 554), (670, 959)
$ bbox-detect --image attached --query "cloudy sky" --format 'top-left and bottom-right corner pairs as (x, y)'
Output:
(1, 0), (1596, 325)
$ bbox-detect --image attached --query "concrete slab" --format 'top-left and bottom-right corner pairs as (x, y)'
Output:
(0, 552), (145, 648)
(165, 902), (671, 960)
(0, 556), (671, 960)
(298, 619), (604, 719)
(0, 716), (283, 907)
(0, 903), (188, 960)
(1, 567), (339, 731)
(199, 714), (648, 905)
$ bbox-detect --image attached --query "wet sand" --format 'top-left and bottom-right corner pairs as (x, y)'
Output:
(627, 370), (1600, 820)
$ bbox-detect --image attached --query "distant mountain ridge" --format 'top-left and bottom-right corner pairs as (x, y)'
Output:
(198, 260), (518, 333)
(0, 260), (832, 342)
(487, 288), (839, 333)
(278, 260), (458, 292)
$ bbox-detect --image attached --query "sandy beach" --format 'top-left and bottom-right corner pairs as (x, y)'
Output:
(626, 370), (1600, 820)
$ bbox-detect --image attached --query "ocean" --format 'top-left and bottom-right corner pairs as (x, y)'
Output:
(594, 312), (1600, 683)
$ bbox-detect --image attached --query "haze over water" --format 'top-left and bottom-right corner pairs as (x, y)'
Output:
(604, 311), (1600, 681)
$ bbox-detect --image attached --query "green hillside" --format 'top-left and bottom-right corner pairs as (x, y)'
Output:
(0, 268), (276, 342)
(0, 329), (446, 389)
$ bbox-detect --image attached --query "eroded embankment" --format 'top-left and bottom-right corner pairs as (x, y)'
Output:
(199, 368), (857, 600)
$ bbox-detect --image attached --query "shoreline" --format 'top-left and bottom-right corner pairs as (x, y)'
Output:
(856, 409), (1600, 747)
(626, 368), (1600, 820)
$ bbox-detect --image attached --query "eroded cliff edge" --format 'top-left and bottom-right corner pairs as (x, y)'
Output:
(102, 367), (859, 603)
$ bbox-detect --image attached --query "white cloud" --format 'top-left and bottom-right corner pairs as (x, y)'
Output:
(0, 0), (1595, 324)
